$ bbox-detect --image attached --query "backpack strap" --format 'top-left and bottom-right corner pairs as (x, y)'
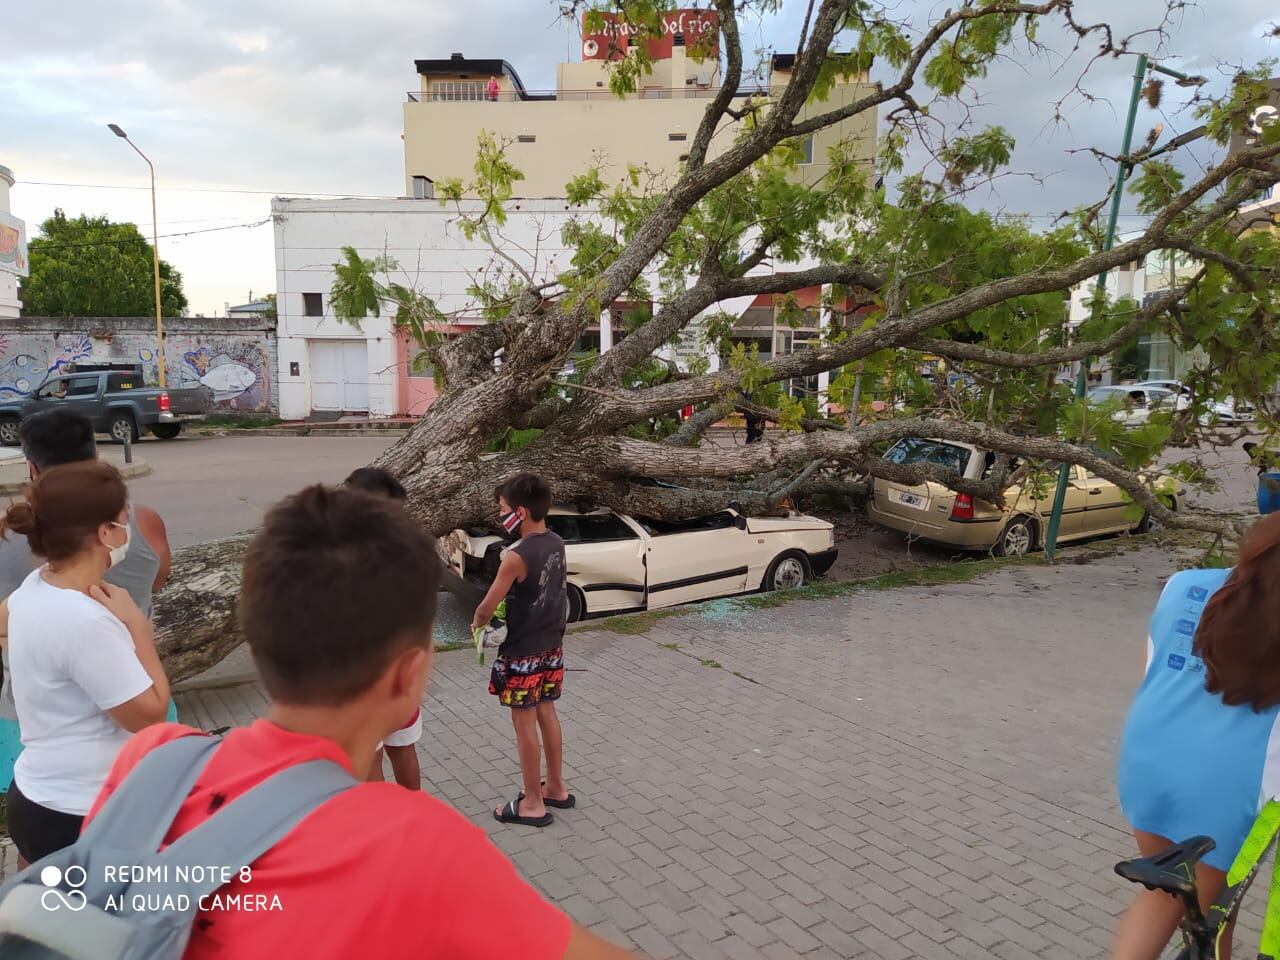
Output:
(78, 733), (221, 853)
(149, 759), (357, 902)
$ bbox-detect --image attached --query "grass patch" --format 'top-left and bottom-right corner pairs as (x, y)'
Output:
(434, 641), (471, 653)
(581, 607), (691, 636)
(699, 658), (722, 669)
(731, 670), (760, 684)
(658, 642), (681, 650)
(199, 414), (284, 429)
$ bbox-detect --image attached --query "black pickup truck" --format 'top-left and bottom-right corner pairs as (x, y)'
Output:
(0, 363), (213, 445)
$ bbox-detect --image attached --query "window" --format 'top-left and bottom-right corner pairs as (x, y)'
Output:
(36, 379), (68, 399)
(429, 80), (486, 101)
(303, 293), (323, 317)
(799, 134), (814, 165)
(546, 513), (638, 544)
(668, 132), (687, 141)
(66, 376), (99, 398)
(106, 373), (138, 392)
(883, 438), (972, 475)
(637, 512), (736, 536)
(516, 133), (536, 143)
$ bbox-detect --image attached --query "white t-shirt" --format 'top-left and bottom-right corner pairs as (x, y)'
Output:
(9, 568), (153, 815)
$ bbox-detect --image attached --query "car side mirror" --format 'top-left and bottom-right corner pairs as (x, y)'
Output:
(734, 515), (747, 530)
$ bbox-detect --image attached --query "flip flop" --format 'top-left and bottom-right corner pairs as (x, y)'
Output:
(494, 797), (553, 828)
(519, 782), (576, 810)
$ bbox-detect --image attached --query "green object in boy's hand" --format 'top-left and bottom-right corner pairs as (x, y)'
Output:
(473, 626), (486, 666)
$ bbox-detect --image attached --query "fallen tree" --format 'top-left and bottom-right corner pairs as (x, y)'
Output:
(155, 0), (1280, 680)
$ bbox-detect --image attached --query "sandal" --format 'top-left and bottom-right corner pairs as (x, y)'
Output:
(519, 781), (576, 809)
(494, 797), (553, 828)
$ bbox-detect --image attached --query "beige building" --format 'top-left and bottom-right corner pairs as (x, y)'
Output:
(403, 16), (878, 198)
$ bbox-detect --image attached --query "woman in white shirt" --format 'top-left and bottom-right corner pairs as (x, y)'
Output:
(0, 460), (169, 864)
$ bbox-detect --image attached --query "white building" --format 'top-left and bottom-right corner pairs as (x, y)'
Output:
(0, 166), (28, 319)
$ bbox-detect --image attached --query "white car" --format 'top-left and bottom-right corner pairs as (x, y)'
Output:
(458, 506), (837, 622)
(1134, 380), (1256, 425)
(1087, 385), (1180, 426)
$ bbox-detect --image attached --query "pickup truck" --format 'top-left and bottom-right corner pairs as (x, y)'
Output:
(0, 364), (213, 445)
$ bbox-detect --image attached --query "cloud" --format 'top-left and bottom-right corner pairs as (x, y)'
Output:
(2, 0), (1279, 314)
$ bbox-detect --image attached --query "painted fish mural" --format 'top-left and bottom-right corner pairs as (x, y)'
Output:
(197, 361), (257, 401)
(0, 354), (46, 398)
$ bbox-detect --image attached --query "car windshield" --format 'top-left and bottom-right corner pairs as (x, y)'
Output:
(883, 438), (972, 475)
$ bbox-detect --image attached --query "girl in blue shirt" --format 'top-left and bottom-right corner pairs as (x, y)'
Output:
(1112, 514), (1280, 960)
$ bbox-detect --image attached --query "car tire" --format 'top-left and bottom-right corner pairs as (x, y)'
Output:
(566, 585), (585, 624)
(0, 418), (19, 447)
(151, 423), (182, 440)
(1136, 497), (1174, 534)
(763, 551), (810, 592)
(994, 516), (1037, 557)
(109, 414), (139, 445)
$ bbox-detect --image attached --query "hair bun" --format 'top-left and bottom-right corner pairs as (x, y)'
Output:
(1, 501), (40, 552)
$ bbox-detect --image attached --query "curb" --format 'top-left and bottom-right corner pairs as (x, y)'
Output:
(0, 458), (151, 495)
(193, 428), (410, 439)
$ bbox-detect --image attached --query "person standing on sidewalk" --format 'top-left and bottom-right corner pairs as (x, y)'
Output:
(471, 473), (573, 827)
(0, 408), (171, 791)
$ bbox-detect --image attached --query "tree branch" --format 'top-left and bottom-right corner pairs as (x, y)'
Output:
(685, 0), (743, 172)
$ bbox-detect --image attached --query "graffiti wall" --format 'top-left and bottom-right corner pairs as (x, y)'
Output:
(0, 316), (278, 414)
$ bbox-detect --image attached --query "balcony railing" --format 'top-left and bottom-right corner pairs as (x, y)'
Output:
(406, 84), (772, 104)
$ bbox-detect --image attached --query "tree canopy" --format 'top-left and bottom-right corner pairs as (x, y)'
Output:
(22, 210), (188, 317)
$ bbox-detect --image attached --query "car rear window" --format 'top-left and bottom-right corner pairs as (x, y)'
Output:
(883, 439), (971, 475)
(106, 373), (138, 392)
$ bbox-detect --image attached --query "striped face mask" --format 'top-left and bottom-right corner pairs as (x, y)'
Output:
(500, 510), (523, 536)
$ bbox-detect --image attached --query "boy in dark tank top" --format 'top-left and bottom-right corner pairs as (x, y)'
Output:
(471, 473), (573, 828)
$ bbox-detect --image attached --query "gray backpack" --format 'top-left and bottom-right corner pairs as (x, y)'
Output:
(0, 734), (355, 960)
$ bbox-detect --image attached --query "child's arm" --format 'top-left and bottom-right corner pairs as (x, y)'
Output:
(471, 550), (525, 632)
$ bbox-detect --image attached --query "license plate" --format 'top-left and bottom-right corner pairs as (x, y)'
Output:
(897, 491), (927, 510)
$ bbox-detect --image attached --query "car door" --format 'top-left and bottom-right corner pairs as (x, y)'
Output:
(544, 512), (646, 616)
(638, 512), (752, 609)
(62, 374), (103, 423)
(1058, 466), (1097, 539)
(1078, 469), (1132, 535)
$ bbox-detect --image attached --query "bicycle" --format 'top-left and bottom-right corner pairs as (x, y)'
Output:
(1115, 800), (1280, 959)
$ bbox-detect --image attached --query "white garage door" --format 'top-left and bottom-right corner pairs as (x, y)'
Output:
(309, 340), (369, 412)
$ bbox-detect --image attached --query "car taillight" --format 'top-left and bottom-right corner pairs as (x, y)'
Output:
(950, 494), (974, 520)
(158, 392), (171, 412)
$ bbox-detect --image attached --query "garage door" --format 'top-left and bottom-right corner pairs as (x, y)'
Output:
(309, 340), (369, 412)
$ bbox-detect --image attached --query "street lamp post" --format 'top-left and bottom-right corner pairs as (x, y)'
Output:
(107, 124), (166, 389)
(1042, 57), (1205, 560)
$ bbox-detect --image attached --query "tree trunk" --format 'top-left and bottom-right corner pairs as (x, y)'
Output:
(154, 534), (250, 684)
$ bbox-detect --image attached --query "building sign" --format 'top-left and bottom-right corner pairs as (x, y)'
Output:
(582, 8), (719, 62)
(1229, 78), (1280, 155)
(0, 211), (27, 278)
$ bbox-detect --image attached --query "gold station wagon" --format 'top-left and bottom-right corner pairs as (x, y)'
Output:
(868, 438), (1186, 556)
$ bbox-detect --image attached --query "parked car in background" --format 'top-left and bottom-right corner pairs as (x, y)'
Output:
(0, 363), (213, 445)
(1086, 385), (1180, 426)
(457, 505), (837, 622)
(1133, 380), (1256, 426)
(867, 437), (1186, 556)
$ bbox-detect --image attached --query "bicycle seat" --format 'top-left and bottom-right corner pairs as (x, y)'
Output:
(1115, 836), (1216, 895)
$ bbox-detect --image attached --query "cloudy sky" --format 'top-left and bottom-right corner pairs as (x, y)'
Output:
(3, 1), (1277, 316)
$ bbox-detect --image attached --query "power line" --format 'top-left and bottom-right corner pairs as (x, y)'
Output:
(23, 180), (396, 199)
(35, 219), (272, 250)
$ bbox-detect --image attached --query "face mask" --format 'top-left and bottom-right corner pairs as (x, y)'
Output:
(108, 520), (131, 568)
(500, 510), (522, 536)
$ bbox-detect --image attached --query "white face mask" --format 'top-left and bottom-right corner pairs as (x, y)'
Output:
(108, 520), (131, 568)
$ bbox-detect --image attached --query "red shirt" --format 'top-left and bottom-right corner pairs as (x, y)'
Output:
(86, 721), (571, 960)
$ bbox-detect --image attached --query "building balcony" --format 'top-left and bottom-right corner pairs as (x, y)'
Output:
(406, 84), (769, 104)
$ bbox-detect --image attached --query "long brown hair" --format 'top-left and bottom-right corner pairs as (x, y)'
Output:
(1194, 514), (1280, 710)
(0, 461), (127, 563)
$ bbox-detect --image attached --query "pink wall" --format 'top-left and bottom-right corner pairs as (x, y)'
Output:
(396, 329), (439, 416)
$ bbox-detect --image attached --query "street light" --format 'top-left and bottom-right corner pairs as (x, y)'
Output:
(1043, 57), (1205, 560)
(107, 123), (166, 388)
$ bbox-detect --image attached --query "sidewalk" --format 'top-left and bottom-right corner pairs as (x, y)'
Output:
(150, 546), (1267, 958)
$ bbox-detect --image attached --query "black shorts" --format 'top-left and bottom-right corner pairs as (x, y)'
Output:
(489, 647), (564, 709)
(6, 778), (84, 864)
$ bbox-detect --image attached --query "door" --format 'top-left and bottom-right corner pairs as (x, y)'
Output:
(309, 340), (369, 412)
(638, 512), (751, 609)
(31, 374), (100, 421)
(1060, 466), (1101, 539)
(545, 513), (646, 616)
(1079, 469), (1132, 534)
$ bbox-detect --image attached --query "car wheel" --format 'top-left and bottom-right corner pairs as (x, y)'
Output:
(566, 585), (585, 624)
(995, 516), (1037, 557)
(109, 414), (139, 445)
(1136, 497), (1174, 534)
(151, 423), (182, 440)
(764, 551), (810, 592)
(0, 418), (20, 447)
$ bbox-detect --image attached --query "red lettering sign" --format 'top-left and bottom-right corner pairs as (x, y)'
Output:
(582, 8), (720, 62)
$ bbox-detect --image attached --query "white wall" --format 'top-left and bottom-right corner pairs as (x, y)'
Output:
(0, 167), (22, 320)
(272, 197), (733, 420)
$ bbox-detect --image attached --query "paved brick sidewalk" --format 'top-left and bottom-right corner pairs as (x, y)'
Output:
(5, 546), (1262, 957)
